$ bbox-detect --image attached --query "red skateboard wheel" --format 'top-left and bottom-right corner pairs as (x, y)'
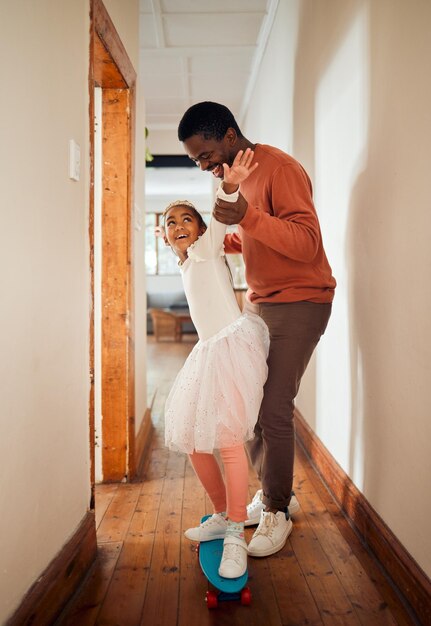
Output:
(206, 590), (218, 609)
(241, 586), (252, 605)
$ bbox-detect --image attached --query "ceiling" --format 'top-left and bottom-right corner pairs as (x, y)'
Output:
(139, 0), (279, 133)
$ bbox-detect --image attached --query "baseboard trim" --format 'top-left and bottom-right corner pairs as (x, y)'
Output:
(6, 511), (97, 626)
(294, 409), (431, 626)
(135, 407), (154, 477)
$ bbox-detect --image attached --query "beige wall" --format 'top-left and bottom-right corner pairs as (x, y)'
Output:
(244, 0), (431, 577)
(103, 0), (139, 67)
(0, 0), (143, 621)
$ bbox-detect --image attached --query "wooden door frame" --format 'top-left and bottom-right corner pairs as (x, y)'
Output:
(89, 0), (136, 492)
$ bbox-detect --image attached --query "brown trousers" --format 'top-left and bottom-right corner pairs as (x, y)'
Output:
(246, 301), (332, 510)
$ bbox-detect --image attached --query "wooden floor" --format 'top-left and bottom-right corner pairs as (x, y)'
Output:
(56, 336), (418, 626)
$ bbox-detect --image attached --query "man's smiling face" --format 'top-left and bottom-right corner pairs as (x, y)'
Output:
(182, 131), (236, 179)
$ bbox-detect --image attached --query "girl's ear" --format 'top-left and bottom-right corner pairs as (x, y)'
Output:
(155, 225), (170, 247)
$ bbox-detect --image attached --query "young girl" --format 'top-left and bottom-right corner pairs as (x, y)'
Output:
(163, 149), (269, 578)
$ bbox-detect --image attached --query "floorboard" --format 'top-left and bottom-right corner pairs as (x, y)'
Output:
(56, 336), (418, 626)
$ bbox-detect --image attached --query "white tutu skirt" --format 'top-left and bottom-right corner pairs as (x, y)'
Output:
(164, 313), (269, 454)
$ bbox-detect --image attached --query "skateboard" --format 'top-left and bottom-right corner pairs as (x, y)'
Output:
(198, 515), (251, 609)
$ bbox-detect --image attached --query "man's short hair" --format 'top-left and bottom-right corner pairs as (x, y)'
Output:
(178, 101), (243, 142)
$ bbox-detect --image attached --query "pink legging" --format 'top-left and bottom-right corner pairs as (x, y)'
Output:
(189, 445), (249, 522)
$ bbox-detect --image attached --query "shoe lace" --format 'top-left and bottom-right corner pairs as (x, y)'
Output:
(223, 543), (243, 565)
(201, 515), (222, 529)
(253, 512), (278, 538)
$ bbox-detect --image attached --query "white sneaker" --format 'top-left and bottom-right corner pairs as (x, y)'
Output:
(245, 489), (300, 526)
(218, 536), (248, 578)
(184, 513), (227, 542)
(247, 510), (293, 557)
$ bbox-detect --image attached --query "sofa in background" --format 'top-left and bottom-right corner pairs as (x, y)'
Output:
(146, 289), (195, 336)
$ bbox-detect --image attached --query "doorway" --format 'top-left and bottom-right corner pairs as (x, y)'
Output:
(89, 0), (137, 495)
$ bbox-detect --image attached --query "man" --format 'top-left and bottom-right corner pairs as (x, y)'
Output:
(178, 102), (336, 557)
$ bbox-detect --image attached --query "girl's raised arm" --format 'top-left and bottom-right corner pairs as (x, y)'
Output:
(222, 148), (258, 193)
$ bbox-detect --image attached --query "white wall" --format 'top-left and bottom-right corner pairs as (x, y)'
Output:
(148, 128), (183, 155)
(241, 0), (298, 153)
(243, 0), (431, 577)
(0, 0), (142, 621)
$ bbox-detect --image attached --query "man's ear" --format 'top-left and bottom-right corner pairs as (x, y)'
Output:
(225, 127), (238, 146)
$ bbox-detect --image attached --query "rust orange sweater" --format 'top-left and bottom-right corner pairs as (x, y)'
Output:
(224, 144), (336, 304)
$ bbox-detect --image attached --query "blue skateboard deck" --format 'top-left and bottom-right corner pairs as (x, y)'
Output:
(198, 516), (251, 608)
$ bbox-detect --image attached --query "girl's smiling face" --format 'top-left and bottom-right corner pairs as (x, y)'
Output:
(164, 204), (205, 262)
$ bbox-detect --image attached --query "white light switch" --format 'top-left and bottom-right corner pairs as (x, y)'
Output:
(69, 139), (81, 181)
